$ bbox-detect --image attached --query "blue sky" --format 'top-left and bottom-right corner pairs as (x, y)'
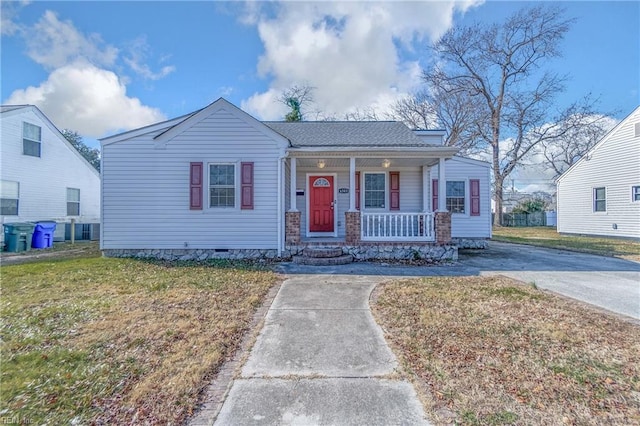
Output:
(2, 0), (638, 155)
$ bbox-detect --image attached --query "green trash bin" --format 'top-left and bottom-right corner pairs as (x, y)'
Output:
(3, 223), (36, 253)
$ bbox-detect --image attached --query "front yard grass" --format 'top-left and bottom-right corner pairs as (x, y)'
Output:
(1, 254), (279, 424)
(492, 226), (640, 261)
(373, 276), (640, 425)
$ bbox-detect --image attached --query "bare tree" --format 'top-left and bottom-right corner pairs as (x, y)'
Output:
(537, 100), (616, 178)
(391, 88), (487, 156)
(425, 5), (577, 224)
(279, 85), (315, 121)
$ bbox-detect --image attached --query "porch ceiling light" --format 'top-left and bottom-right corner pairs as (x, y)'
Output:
(382, 159), (391, 168)
(317, 159), (326, 169)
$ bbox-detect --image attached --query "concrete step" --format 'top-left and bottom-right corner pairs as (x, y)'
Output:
(293, 254), (354, 266)
(303, 247), (344, 258)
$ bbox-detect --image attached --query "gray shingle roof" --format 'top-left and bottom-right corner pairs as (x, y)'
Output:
(264, 121), (437, 148)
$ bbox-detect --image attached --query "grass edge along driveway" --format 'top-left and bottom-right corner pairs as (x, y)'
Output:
(491, 226), (640, 262)
(1, 255), (279, 425)
(372, 276), (640, 426)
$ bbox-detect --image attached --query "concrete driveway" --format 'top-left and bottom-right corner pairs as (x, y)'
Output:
(277, 241), (640, 320)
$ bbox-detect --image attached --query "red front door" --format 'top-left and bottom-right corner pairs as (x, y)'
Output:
(309, 176), (334, 233)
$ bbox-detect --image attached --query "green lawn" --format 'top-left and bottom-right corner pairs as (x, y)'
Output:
(492, 226), (640, 261)
(1, 253), (279, 424)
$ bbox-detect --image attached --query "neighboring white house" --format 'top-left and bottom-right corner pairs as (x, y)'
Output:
(1, 105), (101, 241)
(100, 98), (492, 260)
(557, 106), (640, 239)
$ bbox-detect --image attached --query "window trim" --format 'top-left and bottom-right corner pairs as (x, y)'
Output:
(23, 122), (42, 157)
(632, 185), (640, 202)
(66, 187), (80, 216)
(208, 162), (238, 209)
(0, 180), (20, 216)
(593, 187), (606, 212)
(362, 172), (388, 211)
(446, 180), (467, 215)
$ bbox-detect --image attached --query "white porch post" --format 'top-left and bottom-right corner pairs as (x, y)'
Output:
(289, 157), (298, 212)
(438, 157), (447, 212)
(422, 165), (429, 212)
(349, 157), (356, 211)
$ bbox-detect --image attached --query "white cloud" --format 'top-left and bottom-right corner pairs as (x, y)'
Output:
(3, 9), (173, 137)
(5, 61), (166, 138)
(123, 36), (176, 81)
(240, 1), (482, 120)
(25, 10), (118, 69)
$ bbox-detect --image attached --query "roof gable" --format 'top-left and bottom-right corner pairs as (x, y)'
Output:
(1, 105), (100, 178)
(153, 98), (289, 149)
(557, 106), (640, 182)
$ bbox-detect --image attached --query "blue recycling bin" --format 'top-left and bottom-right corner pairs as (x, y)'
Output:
(32, 221), (57, 249)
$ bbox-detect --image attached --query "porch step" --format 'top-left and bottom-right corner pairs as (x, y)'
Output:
(303, 247), (344, 258)
(292, 254), (354, 266)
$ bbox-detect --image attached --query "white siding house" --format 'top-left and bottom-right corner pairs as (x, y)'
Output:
(430, 157), (492, 239)
(100, 98), (492, 260)
(557, 106), (640, 239)
(0, 105), (101, 241)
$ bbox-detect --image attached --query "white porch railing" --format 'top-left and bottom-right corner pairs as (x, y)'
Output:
(361, 212), (435, 241)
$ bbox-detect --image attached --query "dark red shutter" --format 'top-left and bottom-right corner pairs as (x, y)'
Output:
(470, 179), (480, 216)
(355, 171), (361, 210)
(389, 171), (400, 210)
(241, 162), (254, 210)
(190, 162), (203, 210)
(432, 179), (438, 212)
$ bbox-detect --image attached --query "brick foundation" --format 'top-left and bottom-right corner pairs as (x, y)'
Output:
(435, 211), (452, 245)
(285, 211), (301, 244)
(345, 211), (361, 245)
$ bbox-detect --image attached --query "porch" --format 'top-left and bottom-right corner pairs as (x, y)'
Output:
(284, 154), (456, 247)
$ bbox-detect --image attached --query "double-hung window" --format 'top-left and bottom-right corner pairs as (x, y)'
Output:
(632, 186), (640, 202)
(594, 187), (606, 212)
(23, 122), (42, 157)
(446, 181), (466, 214)
(364, 173), (385, 209)
(0, 180), (19, 215)
(67, 188), (80, 216)
(209, 164), (235, 208)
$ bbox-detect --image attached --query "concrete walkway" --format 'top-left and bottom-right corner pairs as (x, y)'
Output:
(210, 275), (429, 425)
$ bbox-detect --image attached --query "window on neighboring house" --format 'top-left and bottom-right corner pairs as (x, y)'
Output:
(447, 181), (466, 213)
(364, 173), (385, 209)
(1, 180), (19, 215)
(209, 164), (235, 207)
(594, 187), (606, 212)
(632, 185), (640, 202)
(23, 122), (42, 157)
(67, 188), (80, 216)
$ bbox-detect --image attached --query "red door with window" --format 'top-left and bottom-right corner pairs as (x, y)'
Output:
(309, 176), (334, 232)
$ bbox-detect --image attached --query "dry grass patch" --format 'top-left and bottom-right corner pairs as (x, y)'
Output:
(492, 227), (640, 261)
(373, 276), (640, 425)
(1, 256), (279, 424)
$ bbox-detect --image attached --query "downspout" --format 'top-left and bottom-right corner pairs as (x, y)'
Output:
(277, 150), (287, 257)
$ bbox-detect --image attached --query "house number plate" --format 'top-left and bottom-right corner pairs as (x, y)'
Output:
(338, 188), (349, 194)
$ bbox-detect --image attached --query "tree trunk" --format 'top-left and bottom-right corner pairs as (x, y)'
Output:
(494, 175), (504, 227)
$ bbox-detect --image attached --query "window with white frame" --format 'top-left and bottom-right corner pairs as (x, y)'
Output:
(594, 187), (606, 212)
(446, 181), (466, 213)
(67, 188), (80, 216)
(23, 122), (42, 157)
(632, 185), (640, 202)
(1, 180), (19, 215)
(364, 173), (385, 209)
(209, 164), (235, 208)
